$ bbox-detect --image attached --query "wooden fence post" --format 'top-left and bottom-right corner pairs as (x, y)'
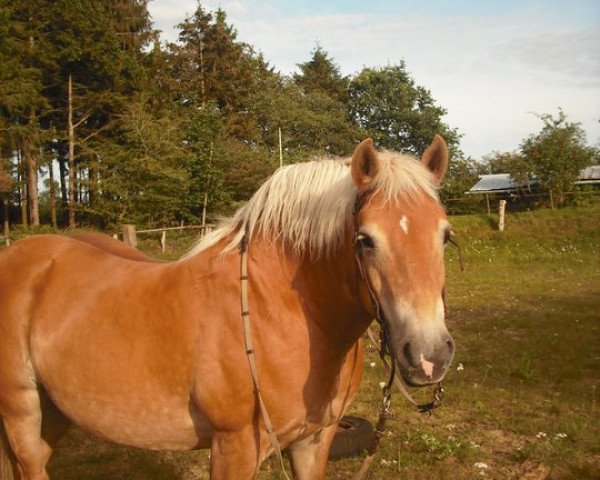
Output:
(498, 200), (507, 232)
(122, 224), (138, 248)
(160, 230), (167, 253)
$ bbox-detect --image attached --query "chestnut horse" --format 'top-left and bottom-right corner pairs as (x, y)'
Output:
(0, 136), (454, 480)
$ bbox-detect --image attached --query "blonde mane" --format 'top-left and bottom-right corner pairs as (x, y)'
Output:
(182, 151), (438, 260)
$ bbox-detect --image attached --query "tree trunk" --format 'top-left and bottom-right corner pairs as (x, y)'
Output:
(88, 161), (97, 207)
(59, 150), (68, 202)
(199, 38), (206, 108)
(278, 127), (283, 168)
(48, 158), (57, 229)
(0, 147), (12, 238)
(23, 137), (39, 227)
(25, 31), (39, 227)
(1, 194), (9, 244)
(201, 142), (213, 226)
(17, 149), (27, 226)
(68, 72), (76, 227)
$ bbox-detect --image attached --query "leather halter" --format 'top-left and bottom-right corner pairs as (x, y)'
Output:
(351, 193), (444, 414)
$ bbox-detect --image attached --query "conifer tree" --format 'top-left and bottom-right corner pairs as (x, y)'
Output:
(91, 95), (192, 227)
(294, 45), (349, 104)
(172, 6), (258, 138)
(0, 0), (51, 226)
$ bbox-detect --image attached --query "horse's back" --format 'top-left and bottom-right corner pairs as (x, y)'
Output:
(70, 232), (156, 261)
(0, 234), (151, 318)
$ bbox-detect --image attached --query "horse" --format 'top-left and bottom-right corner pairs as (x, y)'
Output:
(0, 136), (455, 480)
(68, 232), (157, 262)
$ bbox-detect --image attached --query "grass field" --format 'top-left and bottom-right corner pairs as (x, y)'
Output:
(13, 205), (600, 479)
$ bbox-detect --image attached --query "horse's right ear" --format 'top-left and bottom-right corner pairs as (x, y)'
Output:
(420, 134), (449, 186)
(351, 138), (380, 191)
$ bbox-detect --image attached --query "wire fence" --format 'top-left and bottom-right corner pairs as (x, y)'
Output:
(118, 224), (216, 253)
(444, 188), (600, 215)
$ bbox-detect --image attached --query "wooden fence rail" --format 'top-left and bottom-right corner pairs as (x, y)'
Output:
(119, 224), (215, 252)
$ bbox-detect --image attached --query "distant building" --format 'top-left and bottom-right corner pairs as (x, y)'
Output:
(467, 173), (536, 195)
(467, 166), (600, 212)
(576, 165), (600, 186)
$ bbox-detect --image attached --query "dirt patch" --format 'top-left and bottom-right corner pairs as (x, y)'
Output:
(518, 461), (551, 480)
(486, 429), (528, 450)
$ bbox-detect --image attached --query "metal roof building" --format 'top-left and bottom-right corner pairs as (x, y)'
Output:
(576, 165), (600, 185)
(467, 174), (530, 194)
(468, 166), (600, 195)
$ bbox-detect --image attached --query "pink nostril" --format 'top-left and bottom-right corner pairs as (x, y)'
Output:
(419, 353), (434, 379)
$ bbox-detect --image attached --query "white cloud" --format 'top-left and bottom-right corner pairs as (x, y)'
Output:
(147, 1), (600, 158)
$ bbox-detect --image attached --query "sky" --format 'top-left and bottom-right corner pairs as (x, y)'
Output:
(147, 0), (600, 160)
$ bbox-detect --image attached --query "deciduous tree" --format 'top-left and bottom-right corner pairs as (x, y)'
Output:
(520, 109), (596, 207)
(349, 63), (461, 155)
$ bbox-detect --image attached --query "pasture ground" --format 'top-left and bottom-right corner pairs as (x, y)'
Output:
(12, 205), (600, 479)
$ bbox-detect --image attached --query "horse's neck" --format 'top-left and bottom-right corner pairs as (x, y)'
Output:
(294, 242), (372, 352)
(185, 236), (371, 352)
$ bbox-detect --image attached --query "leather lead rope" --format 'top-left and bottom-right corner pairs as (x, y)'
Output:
(351, 336), (395, 480)
(240, 233), (292, 480)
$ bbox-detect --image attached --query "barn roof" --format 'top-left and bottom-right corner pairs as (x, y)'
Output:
(576, 165), (600, 184)
(468, 166), (600, 194)
(467, 174), (531, 194)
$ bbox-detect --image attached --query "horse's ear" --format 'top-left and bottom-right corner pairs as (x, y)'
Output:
(420, 134), (449, 185)
(351, 138), (380, 191)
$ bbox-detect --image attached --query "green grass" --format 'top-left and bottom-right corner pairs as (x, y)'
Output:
(32, 204), (600, 478)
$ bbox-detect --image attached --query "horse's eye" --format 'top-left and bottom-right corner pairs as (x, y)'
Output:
(356, 233), (375, 250)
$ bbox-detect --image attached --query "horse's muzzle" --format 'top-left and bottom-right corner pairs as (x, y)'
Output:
(396, 336), (455, 386)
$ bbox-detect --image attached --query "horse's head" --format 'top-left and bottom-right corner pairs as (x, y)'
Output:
(351, 136), (454, 386)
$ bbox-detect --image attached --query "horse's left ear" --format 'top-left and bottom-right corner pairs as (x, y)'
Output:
(420, 134), (449, 186)
(351, 138), (380, 191)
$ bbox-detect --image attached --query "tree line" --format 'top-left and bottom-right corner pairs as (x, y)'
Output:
(0, 1), (596, 232)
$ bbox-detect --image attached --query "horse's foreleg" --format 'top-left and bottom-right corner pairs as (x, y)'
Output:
(209, 429), (261, 480)
(287, 423), (338, 480)
(0, 388), (49, 480)
(0, 347), (56, 480)
(1, 420), (18, 480)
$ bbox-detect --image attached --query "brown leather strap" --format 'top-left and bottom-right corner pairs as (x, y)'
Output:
(366, 328), (444, 413)
(240, 242), (291, 480)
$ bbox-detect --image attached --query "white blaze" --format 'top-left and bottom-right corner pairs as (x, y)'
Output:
(399, 215), (409, 234)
